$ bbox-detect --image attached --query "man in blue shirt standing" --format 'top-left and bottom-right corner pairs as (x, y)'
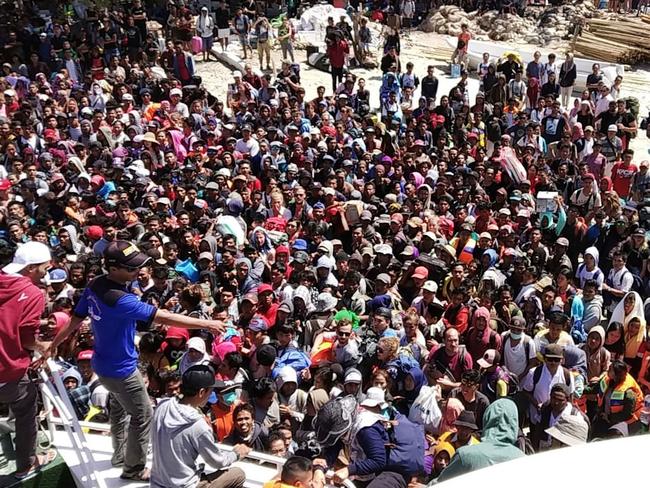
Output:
(48, 241), (225, 481)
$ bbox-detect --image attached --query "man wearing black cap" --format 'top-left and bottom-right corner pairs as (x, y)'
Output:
(48, 240), (226, 481)
(151, 365), (249, 488)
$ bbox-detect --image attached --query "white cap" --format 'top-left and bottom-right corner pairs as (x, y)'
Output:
(375, 244), (393, 255)
(360, 387), (388, 408)
(607, 124), (618, 132)
(170, 88), (182, 97)
(422, 280), (438, 293)
(3, 242), (52, 274)
(187, 336), (207, 354)
(157, 197), (171, 206)
(232, 70), (242, 78)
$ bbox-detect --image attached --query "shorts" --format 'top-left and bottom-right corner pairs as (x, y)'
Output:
(202, 35), (214, 51)
(238, 33), (250, 47)
(217, 28), (230, 40)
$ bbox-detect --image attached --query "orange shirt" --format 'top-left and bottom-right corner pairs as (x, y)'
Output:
(211, 402), (235, 441)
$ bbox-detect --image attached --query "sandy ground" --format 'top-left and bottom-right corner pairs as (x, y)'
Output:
(196, 30), (650, 155)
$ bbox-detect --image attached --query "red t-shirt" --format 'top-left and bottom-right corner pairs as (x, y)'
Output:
(0, 274), (45, 383)
(611, 162), (638, 197)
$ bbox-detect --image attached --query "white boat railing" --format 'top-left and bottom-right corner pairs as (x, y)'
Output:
(40, 359), (356, 488)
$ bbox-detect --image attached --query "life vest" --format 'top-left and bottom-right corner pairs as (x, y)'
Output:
(450, 236), (476, 264)
(598, 374), (644, 424)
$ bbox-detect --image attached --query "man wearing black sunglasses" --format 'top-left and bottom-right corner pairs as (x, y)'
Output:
(47, 240), (226, 482)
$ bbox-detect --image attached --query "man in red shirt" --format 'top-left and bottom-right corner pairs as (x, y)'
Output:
(325, 32), (349, 93)
(611, 149), (638, 198)
(0, 242), (55, 478)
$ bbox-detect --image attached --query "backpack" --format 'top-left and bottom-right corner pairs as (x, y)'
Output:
(577, 263), (602, 287)
(385, 412), (426, 477)
(502, 332), (532, 363)
(429, 345), (468, 382)
(531, 364), (571, 396)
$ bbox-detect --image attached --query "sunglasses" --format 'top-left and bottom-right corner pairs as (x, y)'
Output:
(337, 331), (351, 337)
(545, 357), (562, 363)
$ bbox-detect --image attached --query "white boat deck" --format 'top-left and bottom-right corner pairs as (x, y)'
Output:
(52, 429), (279, 488)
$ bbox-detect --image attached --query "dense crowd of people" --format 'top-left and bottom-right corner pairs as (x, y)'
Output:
(1, 0), (650, 487)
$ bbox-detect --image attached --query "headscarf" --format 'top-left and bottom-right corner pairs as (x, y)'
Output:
(250, 226), (273, 255)
(610, 291), (646, 358)
(169, 129), (188, 161)
(50, 311), (70, 336)
(471, 306), (493, 345)
(431, 441), (456, 473)
(572, 122), (584, 142)
(307, 389), (329, 414)
(405, 367), (426, 402)
(410, 171), (425, 188)
(438, 397), (465, 434)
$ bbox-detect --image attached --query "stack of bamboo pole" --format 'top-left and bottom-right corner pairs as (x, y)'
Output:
(574, 17), (650, 64)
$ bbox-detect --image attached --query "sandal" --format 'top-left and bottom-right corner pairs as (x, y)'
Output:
(15, 449), (57, 479)
(120, 467), (151, 481)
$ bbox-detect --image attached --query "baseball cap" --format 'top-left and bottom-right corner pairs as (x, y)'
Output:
(181, 364), (220, 390)
(48, 268), (68, 283)
(187, 336), (207, 354)
(77, 350), (93, 361)
(170, 88), (183, 97)
(376, 273), (391, 284)
(544, 343), (565, 359)
(248, 315), (270, 332)
(477, 349), (501, 368)
(479, 232), (492, 240)
(360, 387), (388, 408)
(344, 368), (363, 384)
(257, 283), (274, 294)
(292, 239), (308, 251)
(607, 124), (618, 132)
(198, 252), (214, 262)
(422, 280), (438, 293)
(85, 226), (104, 241)
(545, 415), (589, 446)
(0, 179), (12, 191)
(375, 244), (393, 255)
(241, 293), (259, 304)
(2, 242), (52, 274)
(104, 240), (151, 269)
(556, 237), (570, 247)
(412, 266), (429, 280)
(256, 344), (277, 366)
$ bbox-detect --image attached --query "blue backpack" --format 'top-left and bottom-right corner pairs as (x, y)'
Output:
(385, 412), (426, 477)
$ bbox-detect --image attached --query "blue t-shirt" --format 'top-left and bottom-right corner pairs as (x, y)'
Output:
(74, 275), (157, 379)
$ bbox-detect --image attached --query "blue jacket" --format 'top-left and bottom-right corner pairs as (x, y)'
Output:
(348, 423), (389, 477)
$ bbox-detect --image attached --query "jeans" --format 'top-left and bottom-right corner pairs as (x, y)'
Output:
(0, 374), (38, 471)
(98, 369), (153, 476)
(197, 467), (246, 488)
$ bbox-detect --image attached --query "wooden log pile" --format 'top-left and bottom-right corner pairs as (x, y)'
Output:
(574, 17), (650, 64)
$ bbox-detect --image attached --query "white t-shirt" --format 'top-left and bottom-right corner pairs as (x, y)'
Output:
(501, 332), (537, 377)
(235, 137), (260, 158)
(522, 365), (575, 424)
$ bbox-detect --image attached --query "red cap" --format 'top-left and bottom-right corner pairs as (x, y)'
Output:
(412, 266), (429, 280)
(166, 327), (189, 341)
(85, 225), (104, 240)
(43, 128), (59, 140)
(77, 350), (93, 361)
(390, 213), (404, 224)
(257, 283), (274, 295)
(0, 179), (11, 191)
(276, 245), (290, 255)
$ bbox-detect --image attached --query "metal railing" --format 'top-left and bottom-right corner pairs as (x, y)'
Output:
(41, 359), (355, 488)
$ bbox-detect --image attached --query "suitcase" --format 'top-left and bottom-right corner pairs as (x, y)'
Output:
(191, 36), (203, 54)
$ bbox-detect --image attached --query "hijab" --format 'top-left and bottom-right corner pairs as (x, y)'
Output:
(439, 397), (465, 434)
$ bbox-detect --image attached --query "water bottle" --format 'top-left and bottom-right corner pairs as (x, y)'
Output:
(640, 395), (650, 432)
